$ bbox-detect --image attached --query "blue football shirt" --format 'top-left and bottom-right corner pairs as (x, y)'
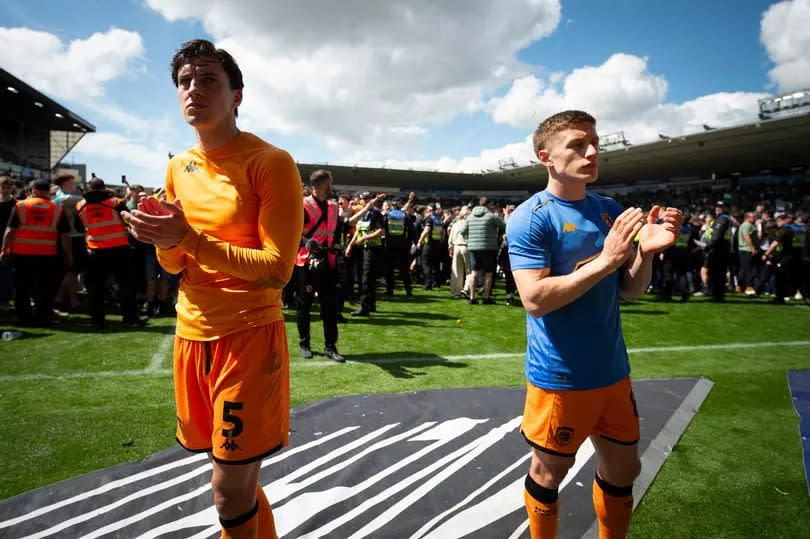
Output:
(506, 190), (629, 390)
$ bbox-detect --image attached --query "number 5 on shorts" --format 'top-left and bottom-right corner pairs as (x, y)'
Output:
(222, 401), (244, 438)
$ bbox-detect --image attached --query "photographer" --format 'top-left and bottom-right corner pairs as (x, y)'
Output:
(295, 170), (345, 362)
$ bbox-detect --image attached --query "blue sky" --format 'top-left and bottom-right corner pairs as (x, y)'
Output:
(1, 0), (808, 186)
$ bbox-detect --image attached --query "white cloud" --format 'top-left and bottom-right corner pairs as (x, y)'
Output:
(70, 132), (172, 187)
(146, 0), (562, 153)
(345, 136), (537, 174)
(760, 0), (810, 92)
(0, 26), (144, 99)
(487, 53), (768, 149)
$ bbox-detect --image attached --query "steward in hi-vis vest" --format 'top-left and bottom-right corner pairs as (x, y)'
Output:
(75, 177), (144, 329)
(0, 179), (71, 324)
(383, 195), (414, 297)
(295, 170), (345, 363)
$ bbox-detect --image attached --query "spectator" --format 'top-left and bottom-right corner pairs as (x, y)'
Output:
(737, 212), (758, 294)
(448, 206), (471, 299)
(0, 176), (16, 312)
(52, 172), (86, 312)
(461, 196), (505, 304)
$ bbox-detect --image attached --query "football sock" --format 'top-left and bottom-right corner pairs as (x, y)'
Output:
(592, 474), (633, 539)
(524, 473), (559, 538)
(256, 483), (278, 538)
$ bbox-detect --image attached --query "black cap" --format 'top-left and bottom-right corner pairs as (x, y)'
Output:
(715, 200), (727, 207)
(32, 179), (51, 191)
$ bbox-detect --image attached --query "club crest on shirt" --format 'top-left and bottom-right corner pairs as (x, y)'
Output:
(563, 222), (577, 232)
(601, 212), (614, 228)
(184, 160), (199, 174)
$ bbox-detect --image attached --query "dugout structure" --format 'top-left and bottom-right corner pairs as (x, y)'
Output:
(0, 68), (95, 176)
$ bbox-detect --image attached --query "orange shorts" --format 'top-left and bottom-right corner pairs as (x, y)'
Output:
(521, 376), (639, 457)
(173, 321), (290, 464)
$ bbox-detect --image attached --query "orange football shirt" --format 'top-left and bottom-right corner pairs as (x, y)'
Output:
(157, 132), (303, 341)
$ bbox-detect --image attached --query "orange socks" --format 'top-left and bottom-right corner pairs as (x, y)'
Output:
(592, 474), (634, 539)
(256, 484), (277, 538)
(220, 484), (277, 539)
(524, 474), (559, 538)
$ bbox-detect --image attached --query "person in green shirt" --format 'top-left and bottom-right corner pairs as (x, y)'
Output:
(737, 212), (758, 294)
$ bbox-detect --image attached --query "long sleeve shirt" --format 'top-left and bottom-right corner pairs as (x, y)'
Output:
(157, 132), (303, 341)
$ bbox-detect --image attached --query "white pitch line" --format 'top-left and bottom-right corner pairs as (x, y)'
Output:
(294, 340), (810, 368)
(1, 340), (809, 381)
(147, 334), (174, 372)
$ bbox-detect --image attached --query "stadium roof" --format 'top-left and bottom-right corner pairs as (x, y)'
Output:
(1, 68), (95, 170)
(1, 68), (95, 133)
(311, 112), (810, 192)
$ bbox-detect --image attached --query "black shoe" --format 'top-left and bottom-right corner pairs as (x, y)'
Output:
(336, 314), (348, 323)
(424, 285), (433, 291)
(469, 298), (478, 305)
(299, 346), (313, 359)
(369, 305), (377, 313)
(123, 315), (149, 329)
(482, 297), (495, 305)
(405, 289), (413, 297)
(351, 308), (370, 317)
(325, 349), (345, 363)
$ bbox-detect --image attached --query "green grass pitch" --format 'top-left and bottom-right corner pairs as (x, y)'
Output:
(1, 287), (809, 537)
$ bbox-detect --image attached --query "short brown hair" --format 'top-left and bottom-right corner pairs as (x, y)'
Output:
(129, 184), (144, 193)
(0, 175), (12, 187)
(479, 196), (489, 207)
(170, 39), (244, 116)
(52, 171), (75, 187)
(89, 178), (106, 191)
(532, 110), (596, 154)
(309, 169), (333, 185)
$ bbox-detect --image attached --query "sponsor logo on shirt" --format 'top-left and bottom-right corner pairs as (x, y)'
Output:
(563, 222), (576, 232)
(184, 161), (199, 174)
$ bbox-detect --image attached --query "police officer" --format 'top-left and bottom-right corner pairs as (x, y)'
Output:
(384, 195), (414, 296)
(417, 204), (444, 290)
(347, 192), (386, 316)
(76, 177), (144, 329)
(705, 201), (731, 302)
(762, 213), (795, 304)
(0, 179), (71, 324)
(295, 170), (345, 362)
(658, 219), (693, 301)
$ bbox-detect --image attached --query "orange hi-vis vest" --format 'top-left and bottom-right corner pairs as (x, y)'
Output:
(11, 197), (62, 256)
(295, 195), (338, 269)
(76, 197), (129, 250)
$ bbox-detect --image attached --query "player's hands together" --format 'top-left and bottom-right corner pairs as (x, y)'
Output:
(638, 206), (683, 256)
(122, 196), (190, 249)
(598, 207), (643, 271)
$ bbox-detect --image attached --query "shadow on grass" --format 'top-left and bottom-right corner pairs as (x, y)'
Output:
(621, 309), (670, 315)
(347, 351), (468, 379)
(0, 315), (177, 336)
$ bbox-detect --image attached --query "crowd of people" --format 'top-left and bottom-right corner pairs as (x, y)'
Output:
(0, 173), (175, 328)
(1, 170), (808, 335)
(607, 181), (810, 304)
